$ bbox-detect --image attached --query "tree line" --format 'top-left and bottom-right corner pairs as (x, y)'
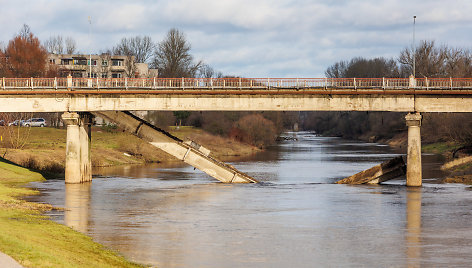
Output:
(326, 40), (472, 79)
(305, 40), (472, 145)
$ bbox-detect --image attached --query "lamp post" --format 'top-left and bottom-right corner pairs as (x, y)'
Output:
(88, 16), (92, 79)
(412, 15), (416, 77)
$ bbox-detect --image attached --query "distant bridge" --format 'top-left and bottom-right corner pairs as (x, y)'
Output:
(2, 76), (472, 186)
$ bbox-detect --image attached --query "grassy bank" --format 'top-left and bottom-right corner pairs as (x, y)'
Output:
(422, 142), (462, 155)
(0, 159), (143, 267)
(385, 132), (462, 156)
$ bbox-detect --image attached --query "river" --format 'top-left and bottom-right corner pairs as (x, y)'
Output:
(28, 132), (472, 267)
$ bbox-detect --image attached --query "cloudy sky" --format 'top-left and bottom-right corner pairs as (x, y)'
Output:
(1, 0), (471, 77)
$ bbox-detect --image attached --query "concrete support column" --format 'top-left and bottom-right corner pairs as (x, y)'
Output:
(405, 112), (422, 187)
(62, 112), (92, 184)
(79, 114), (92, 183)
(62, 112), (81, 183)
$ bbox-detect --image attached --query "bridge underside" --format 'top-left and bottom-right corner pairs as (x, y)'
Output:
(61, 111), (257, 184)
(1, 93), (472, 113)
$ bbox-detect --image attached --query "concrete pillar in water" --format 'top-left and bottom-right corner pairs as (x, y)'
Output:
(79, 114), (92, 183)
(62, 112), (92, 184)
(405, 112), (422, 186)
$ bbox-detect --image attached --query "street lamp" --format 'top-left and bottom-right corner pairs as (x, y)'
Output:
(88, 16), (92, 79)
(412, 15), (416, 77)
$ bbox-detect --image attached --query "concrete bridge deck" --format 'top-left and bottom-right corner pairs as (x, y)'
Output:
(1, 77), (472, 113)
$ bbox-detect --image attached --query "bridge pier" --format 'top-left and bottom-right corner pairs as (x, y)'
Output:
(62, 112), (92, 184)
(405, 112), (422, 186)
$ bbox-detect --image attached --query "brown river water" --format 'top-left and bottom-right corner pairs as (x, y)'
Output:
(28, 132), (472, 267)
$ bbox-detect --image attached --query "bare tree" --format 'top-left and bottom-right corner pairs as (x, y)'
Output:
(443, 47), (472, 78)
(461, 50), (472, 77)
(0, 46), (6, 77)
(111, 36), (155, 77)
(325, 57), (400, 78)
(399, 40), (447, 77)
(113, 36), (154, 63)
(0, 113), (33, 155)
(65, 37), (77, 54)
(198, 64), (214, 78)
(325, 61), (348, 78)
(98, 53), (111, 78)
(45, 35), (77, 55)
(18, 24), (32, 40)
(44, 35), (64, 54)
(152, 28), (202, 78)
(198, 64), (223, 78)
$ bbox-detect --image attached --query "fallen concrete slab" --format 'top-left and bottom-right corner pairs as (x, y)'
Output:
(336, 156), (406, 184)
(94, 111), (258, 183)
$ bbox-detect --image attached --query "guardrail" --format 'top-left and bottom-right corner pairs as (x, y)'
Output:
(2, 77), (472, 91)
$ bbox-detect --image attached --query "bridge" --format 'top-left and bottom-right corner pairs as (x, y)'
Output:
(3, 76), (472, 186)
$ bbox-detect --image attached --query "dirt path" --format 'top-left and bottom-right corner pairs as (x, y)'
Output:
(0, 251), (23, 268)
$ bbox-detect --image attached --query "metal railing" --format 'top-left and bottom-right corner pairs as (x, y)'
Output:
(2, 77), (472, 91)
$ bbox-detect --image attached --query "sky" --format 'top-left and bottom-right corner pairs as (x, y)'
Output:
(1, 0), (471, 77)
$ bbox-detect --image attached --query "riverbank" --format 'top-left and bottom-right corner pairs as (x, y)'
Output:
(379, 132), (472, 183)
(0, 126), (261, 177)
(0, 158), (144, 267)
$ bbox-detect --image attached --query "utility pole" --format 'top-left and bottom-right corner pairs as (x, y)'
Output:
(88, 16), (92, 79)
(413, 15), (416, 77)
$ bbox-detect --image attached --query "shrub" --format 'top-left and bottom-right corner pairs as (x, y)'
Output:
(234, 114), (277, 148)
(100, 123), (118, 133)
(145, 111), (175, 130)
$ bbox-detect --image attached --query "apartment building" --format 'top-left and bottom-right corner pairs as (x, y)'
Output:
(48, 53), (158, 78)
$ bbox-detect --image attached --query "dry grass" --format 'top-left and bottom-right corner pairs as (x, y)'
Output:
(169, 126), (261, 159)
(444, 175), (472, 184)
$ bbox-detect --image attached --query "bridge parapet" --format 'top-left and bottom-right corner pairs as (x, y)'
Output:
(2, 77), (472, 91)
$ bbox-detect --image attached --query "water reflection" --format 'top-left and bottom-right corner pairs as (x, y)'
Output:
(406, 188), (422, 267)
(64, 182), (91, 233)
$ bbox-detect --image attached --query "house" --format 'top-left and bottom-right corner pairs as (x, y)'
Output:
(47, 53), (158, 78)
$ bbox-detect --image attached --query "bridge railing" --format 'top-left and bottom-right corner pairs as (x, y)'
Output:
(3, 77), (472, 91)
(413, 78), (472, 89)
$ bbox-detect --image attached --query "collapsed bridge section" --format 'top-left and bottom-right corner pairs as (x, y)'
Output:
(92, 111), (257, 183)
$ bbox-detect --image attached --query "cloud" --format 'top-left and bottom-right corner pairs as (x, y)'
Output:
(1, 0), (471, 77)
